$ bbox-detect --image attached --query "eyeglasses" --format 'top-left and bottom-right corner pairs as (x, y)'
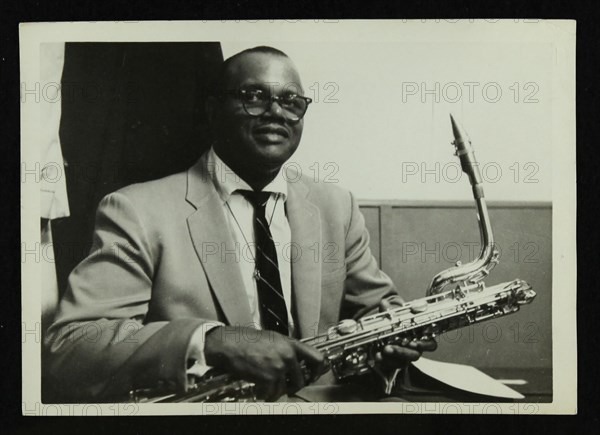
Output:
(223, 88), (312, 122)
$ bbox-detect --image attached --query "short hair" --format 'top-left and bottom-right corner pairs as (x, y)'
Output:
(210, 46), (290, 95)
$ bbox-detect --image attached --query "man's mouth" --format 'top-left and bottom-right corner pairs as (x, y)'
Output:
(253, 124), (290, 141)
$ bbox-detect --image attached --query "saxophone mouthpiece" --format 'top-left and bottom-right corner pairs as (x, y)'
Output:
(449, 114), (483, 197)
(449, 113), (470, 148)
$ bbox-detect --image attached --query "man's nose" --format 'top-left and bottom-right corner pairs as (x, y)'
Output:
(263, 97), (286, 120)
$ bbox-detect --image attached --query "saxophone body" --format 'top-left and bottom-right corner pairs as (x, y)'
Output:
(314, 279), (534, 382)
(128, 115), (536, 403)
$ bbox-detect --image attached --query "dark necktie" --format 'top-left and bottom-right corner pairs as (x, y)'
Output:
(239, 190), (289, 336)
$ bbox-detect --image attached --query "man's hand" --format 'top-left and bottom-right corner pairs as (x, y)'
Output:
(204, 326), (325, 401)
(374, 338), (438, 370)
(376, 296), (438, 370)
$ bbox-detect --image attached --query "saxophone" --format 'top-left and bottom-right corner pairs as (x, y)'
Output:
(128, 115), (536, 403)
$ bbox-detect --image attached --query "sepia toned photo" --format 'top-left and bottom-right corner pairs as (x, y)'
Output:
(20, 20), (576, 415)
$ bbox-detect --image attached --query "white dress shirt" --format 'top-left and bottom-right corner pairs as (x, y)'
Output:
(186, 148), (295, 376)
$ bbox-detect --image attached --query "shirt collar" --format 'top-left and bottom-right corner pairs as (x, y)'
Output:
(207, 147), (288, 203)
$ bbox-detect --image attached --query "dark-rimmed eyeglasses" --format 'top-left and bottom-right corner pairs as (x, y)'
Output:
(222, 88), (312, 122)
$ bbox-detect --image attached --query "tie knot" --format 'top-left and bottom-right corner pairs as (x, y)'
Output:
(238, 190), (271, 208)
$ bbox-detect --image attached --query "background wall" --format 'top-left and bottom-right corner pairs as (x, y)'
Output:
(360, 201), (552, 395)
(361, 202), (551, 366)
(222, 41), (552, 202)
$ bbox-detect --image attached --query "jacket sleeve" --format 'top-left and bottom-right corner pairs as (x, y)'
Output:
(44, 192), (206, 402)
(341, 192), (402, 320)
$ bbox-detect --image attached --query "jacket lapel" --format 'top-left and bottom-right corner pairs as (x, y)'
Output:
(185, 157), (254, 326)
(286, 181), (322, 339)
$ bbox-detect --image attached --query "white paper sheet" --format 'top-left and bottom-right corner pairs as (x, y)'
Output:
(412, 357), (525, 400)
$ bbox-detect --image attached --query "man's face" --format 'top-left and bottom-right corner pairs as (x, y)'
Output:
(211, 53), (305, 171)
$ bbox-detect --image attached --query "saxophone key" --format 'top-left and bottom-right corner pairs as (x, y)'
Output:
(337, 319), (359, 335)
(410, 299), (429, 313)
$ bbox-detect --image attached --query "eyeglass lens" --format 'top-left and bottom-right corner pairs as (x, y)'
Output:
(242, 90), (308, 120)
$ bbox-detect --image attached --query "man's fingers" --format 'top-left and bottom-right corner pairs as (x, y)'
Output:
(376, 344), (421, 371)
(381, 344), (422, 366)
(273, 376), (287, 401)
(396, 336), (438, 352)
(294, 341), (323, 364)
(293, 341), (325, 381)
(257, 372), (287, 402)
(285, 358), (305, 394)
(379, 296), (404, 312)
(379, 299), (393, 312)
(266, 380), (286, 402)
(415, 338), (438, 352)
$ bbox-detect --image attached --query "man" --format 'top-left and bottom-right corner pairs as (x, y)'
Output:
(45, 46), (436, 402)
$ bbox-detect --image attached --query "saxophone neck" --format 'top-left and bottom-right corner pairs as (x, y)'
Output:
(426, 115), (498, 296)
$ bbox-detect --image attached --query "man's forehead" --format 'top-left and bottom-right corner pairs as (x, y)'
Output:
(225, 52), (302, 89)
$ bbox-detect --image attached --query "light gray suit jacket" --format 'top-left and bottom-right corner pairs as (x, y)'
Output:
(45, 155), (399, 401)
